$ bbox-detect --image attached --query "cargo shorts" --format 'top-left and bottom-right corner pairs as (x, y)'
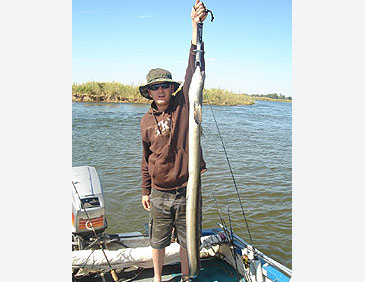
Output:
(149, 187), (193, 249)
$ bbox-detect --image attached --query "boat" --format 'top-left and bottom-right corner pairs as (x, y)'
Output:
(72, 166), (292, 282)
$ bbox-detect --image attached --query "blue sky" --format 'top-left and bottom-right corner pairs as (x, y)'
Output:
(73, 0), (292, 96)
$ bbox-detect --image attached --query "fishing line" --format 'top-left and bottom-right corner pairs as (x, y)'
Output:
(212, 191), (229, 232)
(72, 181), (119, 282)
(213, 192), (242, 281)
(205, 95), (255, 248)
(227, 203), (241, 281)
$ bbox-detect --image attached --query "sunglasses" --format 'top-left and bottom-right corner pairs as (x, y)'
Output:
(148, 82), (171, 91)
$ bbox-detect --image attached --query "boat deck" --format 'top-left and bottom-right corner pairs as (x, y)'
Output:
(73, 257), (243, 282)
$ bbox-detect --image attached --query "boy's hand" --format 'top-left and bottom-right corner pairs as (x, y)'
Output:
(191, 0), (208, 23)
(142, 195), (151, 211)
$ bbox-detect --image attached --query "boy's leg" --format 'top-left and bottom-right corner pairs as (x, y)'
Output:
(179, 246), (189, 278)
(152, 247), (165, 282)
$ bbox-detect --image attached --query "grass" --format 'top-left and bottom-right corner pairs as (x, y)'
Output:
(72, 81), (290, 106)
(72, 81), (144, 103)
(203, 88), (254, 105)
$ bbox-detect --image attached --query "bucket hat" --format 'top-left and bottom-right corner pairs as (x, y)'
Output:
(139, 68), (181, 100)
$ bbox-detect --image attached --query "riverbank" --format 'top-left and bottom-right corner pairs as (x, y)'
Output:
(72, 81), (291, 105)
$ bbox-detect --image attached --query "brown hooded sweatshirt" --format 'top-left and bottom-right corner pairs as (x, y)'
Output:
(140, 43), (206, 195)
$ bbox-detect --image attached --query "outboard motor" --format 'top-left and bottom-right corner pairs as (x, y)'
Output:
(72, 166), (107, 249)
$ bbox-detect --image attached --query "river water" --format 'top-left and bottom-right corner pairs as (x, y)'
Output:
(72, 100), (292, 269)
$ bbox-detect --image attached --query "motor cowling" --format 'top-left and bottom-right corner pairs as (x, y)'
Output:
(72, 166), (107, 235)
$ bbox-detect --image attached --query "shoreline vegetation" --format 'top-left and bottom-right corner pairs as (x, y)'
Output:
(72, 81), (292, 106)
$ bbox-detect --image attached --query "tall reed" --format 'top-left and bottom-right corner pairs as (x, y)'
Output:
(72, 81), (257, 105)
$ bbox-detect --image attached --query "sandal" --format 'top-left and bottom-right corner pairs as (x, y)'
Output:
(181, 275), (191, 282)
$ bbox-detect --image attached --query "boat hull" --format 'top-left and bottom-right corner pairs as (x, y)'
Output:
(72, 227), (291, 282)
